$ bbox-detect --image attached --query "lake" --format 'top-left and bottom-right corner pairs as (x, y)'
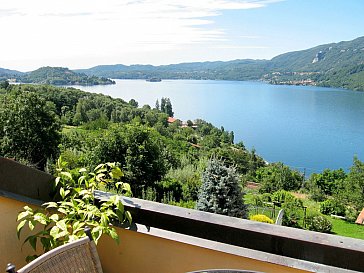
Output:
(71, 79), (364, 175)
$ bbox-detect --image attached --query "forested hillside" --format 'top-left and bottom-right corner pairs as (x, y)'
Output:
(19, 67), (115, 85)
(77, 36), (364, 91)
(0, 83), (265, 199)
(2, 82), (364, 237)
(0, 67), (23, 81)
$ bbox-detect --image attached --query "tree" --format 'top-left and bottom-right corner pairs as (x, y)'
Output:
(129, 99), (138, 108)
(307, 168), (346, 196)
(256, 162), (303, 193)
(196, 157), (248, 218)
(92, 124), (168, 196)
(160, 97), (174, 117)
(165, 98), (174, 117)
(160, 98), (166, 113)
(338, 157), (364, 210)
(0, 80), (9, 89)
(0, 91), (61, 170)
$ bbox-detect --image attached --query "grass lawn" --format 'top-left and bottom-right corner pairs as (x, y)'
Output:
(244, 190), (364, 240)
(331, 218), (364, 240)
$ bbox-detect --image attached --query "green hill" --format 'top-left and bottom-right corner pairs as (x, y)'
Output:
(19, 66), (115, 86)
(77, 60), (269, 81)
(78, 36), (364, 91)
(0, 68), (23, 81)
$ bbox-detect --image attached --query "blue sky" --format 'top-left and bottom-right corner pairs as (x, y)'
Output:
(1, 0), (363, 71)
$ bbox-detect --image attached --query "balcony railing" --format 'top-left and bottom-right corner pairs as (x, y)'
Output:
(1, 157), (363, 273)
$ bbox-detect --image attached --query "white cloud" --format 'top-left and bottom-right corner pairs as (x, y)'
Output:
(0, 0), (282, 70)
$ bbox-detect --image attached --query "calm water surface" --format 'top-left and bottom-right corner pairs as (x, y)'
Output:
(71, 80), (364, 174)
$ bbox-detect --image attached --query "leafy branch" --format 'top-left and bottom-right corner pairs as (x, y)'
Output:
(17, 158), (132, 262)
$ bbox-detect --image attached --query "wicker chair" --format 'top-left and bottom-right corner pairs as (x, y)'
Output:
(6, 227), (103, 273)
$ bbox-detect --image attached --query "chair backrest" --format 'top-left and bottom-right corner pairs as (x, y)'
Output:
(6, 228), (103, 273)
(275, 209), (284, 225)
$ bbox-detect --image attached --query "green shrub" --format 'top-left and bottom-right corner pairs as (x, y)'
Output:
(345, 207), (359, 223)
(320, 199), (345, 216)
(306, 214), (333, 233)
(272, 190), (303, 207)
(308, 184), (326, 202)
(158, 178), (183, 201)
(267, 190), (304, 228)
(282, 201), (303, 228)
(261, 193), (272, 202)
(251, 195), (263, 206)
(250, 214), (274, 224)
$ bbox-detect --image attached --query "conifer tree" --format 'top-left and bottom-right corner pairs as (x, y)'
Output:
(196, 157), (248, 218)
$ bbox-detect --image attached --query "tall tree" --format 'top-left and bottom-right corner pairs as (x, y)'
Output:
(196, 157), (248, 218)
(0, 91), (61, 170)
(164, 98), (174, 117)
(338, 157), (364, 210)
(155, 99), (160, 110)
(160, 97), (174, 117)
(160, 98), (166, 113)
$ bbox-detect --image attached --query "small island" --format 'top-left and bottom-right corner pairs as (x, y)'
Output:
(146, 77), (162, 82)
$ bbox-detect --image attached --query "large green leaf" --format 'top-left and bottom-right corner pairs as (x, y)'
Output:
(17, 220), (27, 239)
(56, 220), (67, 231)
(60, 171), (72, 180)
(50, 226), (60, 239)
(111, 167), (123, 179)
(17, 211), (30, 221)
(108, 228), (120, 244)
(34, 213), (48, 225)
(125, 211), (132, 224)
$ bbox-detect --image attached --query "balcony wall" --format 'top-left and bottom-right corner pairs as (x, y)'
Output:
(0, 195), (41, 269)
(1, 158), (363, 273)
(0, 194), (309, 273)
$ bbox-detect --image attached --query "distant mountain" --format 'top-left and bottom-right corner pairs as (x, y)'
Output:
(77, 36), (364, 91)
(76, 59), (270, 81)
(263, 36), (364, 90)
(18, 67), (115, 86)
(0, 68), (23, 81)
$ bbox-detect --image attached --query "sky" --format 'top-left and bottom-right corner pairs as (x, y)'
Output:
(1, 0), (364, 71)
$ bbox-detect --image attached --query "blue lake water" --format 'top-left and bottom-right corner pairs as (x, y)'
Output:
(71, 79), (364, 174)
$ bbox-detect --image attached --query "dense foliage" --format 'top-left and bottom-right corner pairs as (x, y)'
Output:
(17, 159), (132, 261)
(307, 168), (346, 200)
(0, 83), (263, 213)
(305, 157), (364, 224)
(2, 82), (363, 235)
(255, 162), (303, 193)
(0, 90), (61, 170)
